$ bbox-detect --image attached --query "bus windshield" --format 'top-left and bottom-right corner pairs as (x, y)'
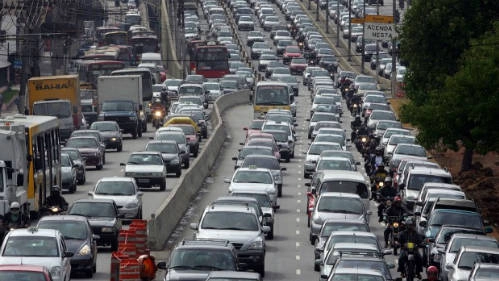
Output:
(33, 102), (72, 118)
(255, 85), (290, 105)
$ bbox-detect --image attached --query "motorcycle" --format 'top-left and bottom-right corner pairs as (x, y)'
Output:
(152, 109), (164, 129)
(350, 103), (361, 116)
(403, 242), (420, 281)
(385, 216), (404, 255)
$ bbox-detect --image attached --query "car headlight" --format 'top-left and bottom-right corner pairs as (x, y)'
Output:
(305, 161), (315, 167)
(129, 116), (137, 120)
(111, 137), (117, 141)
(51, 266), (63, 277)
(102, 227), (113, 232)
(78, 244), (91, 256)
(248, 239), (264, 249)
(125, 172), (135, 177)
(125, 202), (138, 208)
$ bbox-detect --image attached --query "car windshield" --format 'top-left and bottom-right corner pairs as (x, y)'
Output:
(356, 76), (376, 84)
(311, 114), (337, 122)
(436, 228), (483, 244)
(179, 86), (203, 95)
(316, 159), (352, 171)
(429, 211), (483, 229)
(102, 101), (134, 111)
(315, 135), (343, 144)
(95, 180), (135, 195)
(324, 223), (369, 234)
(239, 147), (273, 159)
(242, 157), (280, 170)
(292, 58), (307, 64)
(450, 238), (498, 253)
(335, 260), (391, 279)
(267, 131), (288, 142)
(370, 111), (396, 121)
(62, 149), (79, 160)
(0, 271), (48, 280)
(146, 142), (178, 153)
(389, 136), (415, 145)
(377, 121), (402, 130)
(66, 138), (97, 148)
(69, 202), (116, 217)
(395, 145), (426, 157)
(3, 236), (59, 257)
(37, 220), (88, 240)
(233, 170), (272, 184)
(309, 144), (341, 155)
(156, 133), (186, 144)
(407, 174), (451, 190)
(365, 95), (386, 103)
(172, 125), (195, 135)
(164, 79), (182, 86)
(458, 252), (499, 269)
(91, 122), (118, 131)
(201, 211), (259, 231)
(475, 267), (499, 278)
(318, 197), (363, 214)
(169, 249), (236, 271)
(320, 181), (369, 199)
(127, 154), (163, 165)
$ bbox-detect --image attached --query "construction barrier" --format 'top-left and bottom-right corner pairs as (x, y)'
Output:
(110, 219), (148, 281)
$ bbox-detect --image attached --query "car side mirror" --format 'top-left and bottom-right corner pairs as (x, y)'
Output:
(189, 223), (198, 230)
(88, 191), (94, 196)
(273, 205), (280, 210)
(157, 261), (167, 270)
(262, 225), (271, 233)
(355, 161), (361, 165)
(64, 251), (74, 258)
(120, 163), (126, 166)
(428, 238), (435, 243)
(485, 226), (494, 233)
(92, 234), (100, 240)
(281, 167), (287, 171)
(414, 212), (421, 216)
(416, 202), (423, 206)
(445, 263), (452, 270)
(399, 183), (405, 189)
(419, 221), (427, 227)
(305, 182), (311, 187)
(382, 248), (393, 255)
(137, 191), (144, 197)
(223, 178), (231, 183)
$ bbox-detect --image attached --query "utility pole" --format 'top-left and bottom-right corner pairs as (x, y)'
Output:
(316, 0), (319, 21)
(375, 0), (380, 82)
(336, 0), (339, 46)
(391, 0), (397, 97)
(361, 0), (366, 73)
(347, 0), (352, 61)
(326, 0), (329, 33)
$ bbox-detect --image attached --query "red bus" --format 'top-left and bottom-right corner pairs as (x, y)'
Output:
(191, 45), (230, 78)
(74, 60), (125, 86)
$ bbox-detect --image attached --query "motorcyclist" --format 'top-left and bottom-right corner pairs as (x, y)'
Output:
(350, 115), (362, 133)
(398, 217), (423, 279)
(369, 149), (385, 177)
(377, 177), (398, 221)
(383, 196), (406, 246)
(45, 185), (69, 211)
(150, 98), (166, 115)
(349, 94), (362, 114)
(3, 202), (29, 228)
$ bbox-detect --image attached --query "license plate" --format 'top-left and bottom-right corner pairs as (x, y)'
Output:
(137, 179), (150, 183)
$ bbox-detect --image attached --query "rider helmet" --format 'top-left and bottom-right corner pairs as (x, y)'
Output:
(10, 201), (20, 209)
(393, 195), (401, 203)
(405, 217), (415, 226)
(427, 266), (438, 280)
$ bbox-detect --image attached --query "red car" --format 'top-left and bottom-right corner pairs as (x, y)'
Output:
(243, 119), (265, 138)
(289, 57), (308, 75)
(283, 45), (303, 65)
(0, 265), (53, 281)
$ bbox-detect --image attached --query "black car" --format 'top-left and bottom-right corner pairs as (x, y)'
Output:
(145, 140), (183, 177)
(318, 55), (339, 73)
(89, 121), (123, 152)
(37, 215), (98, 278)
(157, 240), (238, 281)
(67, 199), (122, 251)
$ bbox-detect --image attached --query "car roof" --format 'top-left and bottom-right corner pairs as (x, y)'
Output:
(215, 196), (259, 204)
(147, 140), (179, 145)
(38, 214), (89, 222)
(73, 198), (115, 204)
(450, 233), (497, 242)
(0, 264), (51, 273)
(319, 192), (362, 199)
(332, 267), (384, 276)
(98, 176), (134, 182)
(329, 231), (376, 237)
(409, 166), (451, 176)
(235, 167), (271, 173)
(205, 204), (256, 214)
(317, 170), (366, 182)
(459, 246), (499, 255)
(333, 242), (379, 250)
(129, 151), (163, 156)
(176, 239), (234, 250)
(7, 227), (60, 237)
(207, 270), (260, 279)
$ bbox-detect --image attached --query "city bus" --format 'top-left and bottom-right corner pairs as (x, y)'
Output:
(74, 60), (126, 87)
(129, 34), (159, 54)
(82, 45), (134, 66)
(253, 81), (292, 119)
(103, 31), (128, 45)
(0, 115), (61, 218)
(96, 26), (121, 42)
(191, 44), (230, 78)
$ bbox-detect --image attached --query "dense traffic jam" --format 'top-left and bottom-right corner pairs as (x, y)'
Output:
(153, 0), (499, 280)
(0, 0), (497, 280)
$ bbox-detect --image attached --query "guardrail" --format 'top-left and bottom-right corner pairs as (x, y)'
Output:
(146, 90), (250, 250)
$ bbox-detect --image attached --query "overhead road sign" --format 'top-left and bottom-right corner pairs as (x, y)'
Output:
(364, 23), (397, 40)
(365, 15), (394, 23)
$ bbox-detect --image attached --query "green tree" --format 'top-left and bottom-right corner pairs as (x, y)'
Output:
(401, 22), (499, 171)
(399, 0), (498, 105)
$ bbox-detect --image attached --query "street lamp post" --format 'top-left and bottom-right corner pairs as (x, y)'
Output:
(361, 0), (366, 73)
(316, 0), (320, 21)
(391, 0), (397, 97)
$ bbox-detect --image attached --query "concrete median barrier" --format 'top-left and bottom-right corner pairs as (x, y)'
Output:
(147, 90), (251, 250)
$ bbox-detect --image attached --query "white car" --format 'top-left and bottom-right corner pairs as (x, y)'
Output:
(121, 151), (167, 191)
(225, 167), (278, 208)
(89, 177), (144, 219)
(0, 228), (72, 281)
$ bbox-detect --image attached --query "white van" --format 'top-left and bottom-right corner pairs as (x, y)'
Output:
(400, 167), (452, 210)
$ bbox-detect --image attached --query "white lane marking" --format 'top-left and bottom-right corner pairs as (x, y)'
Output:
(296, 230), (300, 235)
(298, 178), (302, 181)
(296, 242), (300, 248)
(296, 255), (301, 261)
(298, 191), (302, 196)
(296, 208), (301, 213)
(297, 199), (301, 204)
(296, 217), (300, 223)
(296, 269), (301, 275)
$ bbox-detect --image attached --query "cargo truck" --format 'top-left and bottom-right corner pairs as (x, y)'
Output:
(27, 75), (83, 141)
(97, 75), (145, 138)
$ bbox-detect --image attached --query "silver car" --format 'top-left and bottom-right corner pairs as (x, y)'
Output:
(190, 204), (270, 277)
(445, 246), (499, 281)
(89, 177), (143, 219)
(241, 155), (286, 198)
